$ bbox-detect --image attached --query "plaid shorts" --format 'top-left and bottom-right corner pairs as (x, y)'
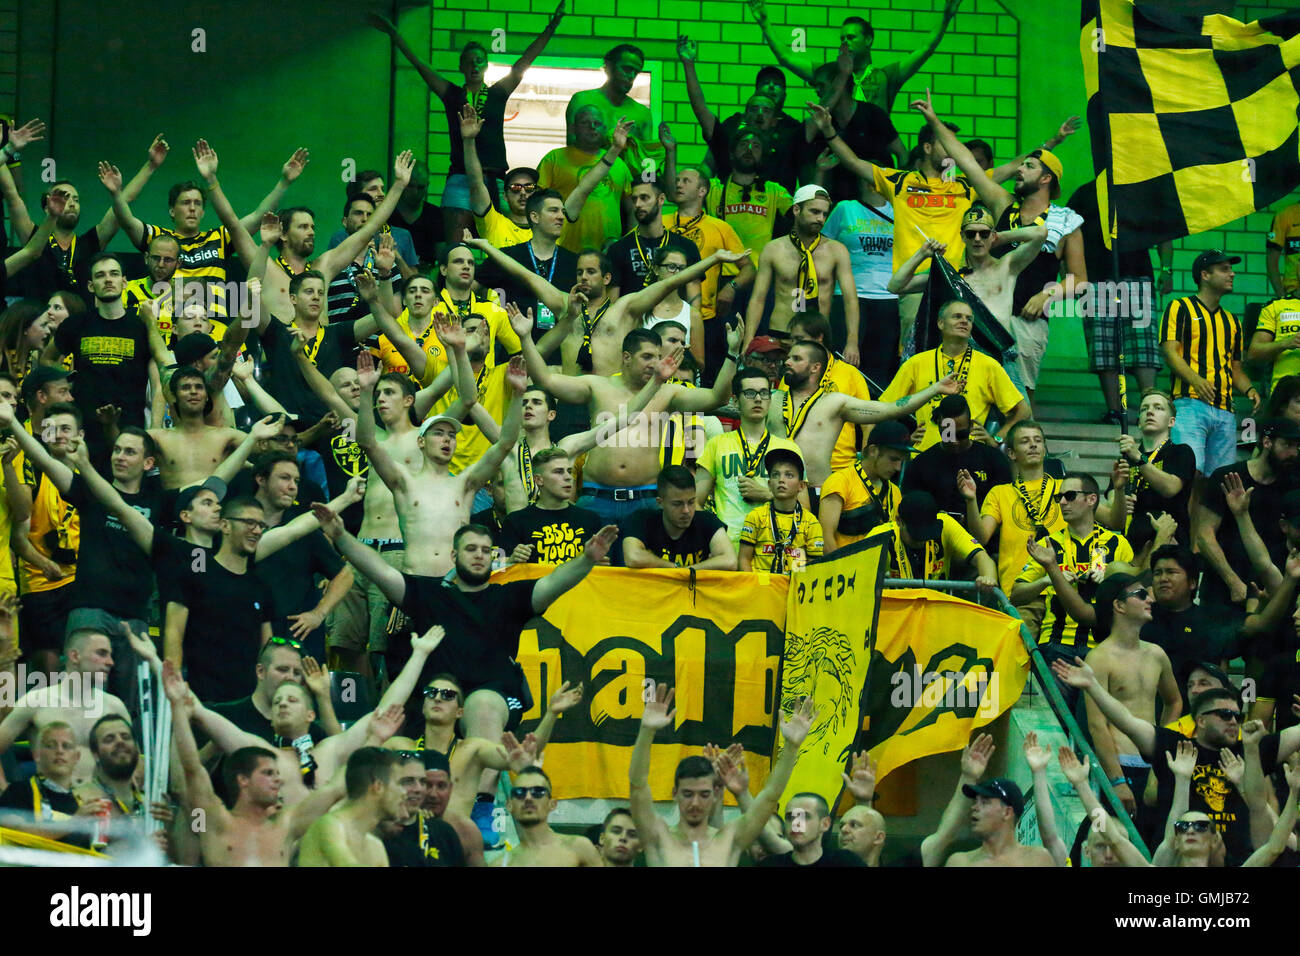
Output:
(1082, 278), (1163, 372)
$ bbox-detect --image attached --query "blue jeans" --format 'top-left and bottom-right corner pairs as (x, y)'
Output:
(1171, 398), (1237, 474)
(577, 484), (657, 525)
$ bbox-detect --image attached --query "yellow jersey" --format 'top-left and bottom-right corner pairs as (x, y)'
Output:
(1015, 524), (1133, 649)
(980, 477), (1065, 594)
(820, 465), (900, 550)
(880, 346), (1023, 452)
(377, 309), (445, 387)
(432, 362), (510, 474)
(740, 503), (823, 573)
(871, 166), (977, 272)
(1254, 297), (1300, 387)
(476, 206), (532, 249)
(705, 177), (793, 266)
(870, 513), (983, 581)
(1267, 203), (1300, 296)
(663, 211), (744, 322)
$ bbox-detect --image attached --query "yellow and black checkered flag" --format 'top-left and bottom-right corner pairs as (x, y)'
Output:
(1081, 0), (1300, 251)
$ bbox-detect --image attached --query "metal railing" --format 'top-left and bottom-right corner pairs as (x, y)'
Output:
(883, 578), (1151, 860)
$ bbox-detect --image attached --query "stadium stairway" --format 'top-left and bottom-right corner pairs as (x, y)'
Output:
(1026, 349), (1127, 489)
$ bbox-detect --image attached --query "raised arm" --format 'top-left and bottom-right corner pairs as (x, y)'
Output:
(237, 146), (310, 234)
(369, 12), (454, 99)
(63, 442), (154, 554)
(1059, 747), (1150, 867)
(746, 0), (815, 84)
(314, 505), (407, 607)
(622, 249), (752, 317)
(459, 359), (525, 491)
(0, 121), (42, 239)
(4, 191), (62, 276)
(95, 133), (169, 246)
(839, 374), (959, 425)
(190, 140), (259, 264)
(501, 0), (564, 94)
(896, 0), (960, 81)
(807, 104), (876, 182)
(910, 90), (1010, 216)
(531, 525), (617, 613)
(461, 105), (495, 218)
(1242, 765), (1300, 867)
(628, 684), (677, 851)
(463, 231), (568, 316)
(161, 663), (228, 821)
(316, 151), (414, 280)
(354, 351), (407, 492)
(258, 476), (365, 560)
(1053, 656), (1158, 760)
(731, 697), (818, 851)
(565, 120), (632, 222)
(987, 117), (1082, 187)
(887, 238), (946, 295)
(920, 733), (994, 866)
(1023, 732), (1068, 866)
(1222, 473), (1283, 592)
(1193, 504), (1247, 604)
(743, 249), (774, 351)
(1151, 740), (1196, 866)
(212, 414), (283, 486)
(96, 161), (147, 250)
(676, 38), (718, 140)
(1, 402), (72, 493)
(506, 305), (595, 405)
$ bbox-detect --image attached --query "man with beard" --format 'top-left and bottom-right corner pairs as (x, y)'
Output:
(703, 128), (793, 264)
(539, 105), (634, 254)
(907, 393), (1012, 522)
(0, 629), (127, 790)
(74, 715), (177, 855)
(775, 339), (955, 496)
(497, 765), (602, 866)
(743, 185), (857, 346)
(417, 749), (484, 866)
(606, 180), (701, 298)
(5, 130), (166, 297)
(597, 807), (641, 867)
(378, 752), (466, 867)
(40, 253), (156, 457)
(1196, 417), (1299, 610)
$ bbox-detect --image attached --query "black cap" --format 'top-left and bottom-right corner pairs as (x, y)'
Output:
(866, 420), (916, 455)
(897, 491), (942, 542)
(1282, 490), (1300, 521)
(176, 476), (227, 514)
(1092, 572), (1142, 639)
(20, 365), (73, 404)
(764, 446), (805, 478)
(1260, 417), (1300, 444)
(174, 332), (218, 367)
(962, 777), (1025, 818)
(504, 166), (540, 186)
(1191, 249), (1240, 285)
(1179, 660), (1232, 692)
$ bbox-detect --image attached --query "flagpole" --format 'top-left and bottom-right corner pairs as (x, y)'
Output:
(1106, 161), (1129, 437)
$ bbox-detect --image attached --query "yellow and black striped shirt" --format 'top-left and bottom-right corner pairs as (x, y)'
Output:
(1159, 296), (1241, 412)
(142, 224), (233, 306)
(1016, 524), (1133, 649)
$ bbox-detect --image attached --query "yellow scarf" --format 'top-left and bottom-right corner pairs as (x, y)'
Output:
(791, 233), (821, 302)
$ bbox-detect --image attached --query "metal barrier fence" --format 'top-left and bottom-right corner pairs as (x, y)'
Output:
(884, 578), (1151, 860)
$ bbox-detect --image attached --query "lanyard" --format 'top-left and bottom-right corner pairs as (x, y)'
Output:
(50, 233), (75, 281)
(527, 243), (557, 284)
(783, 386), (826, 441)
(737, 429), (770, 477)
(716, 176), (756, 218)
(519, 436), (538, 504)
(933, 345), (972, 390)
(768, 502), (802, 575)
(1014, 474), (1050, 532)
(855, 460), (891, 518)
(791, 233), (821, 300)
(633, 230), (669, 288)
(672, 211), (704, 237)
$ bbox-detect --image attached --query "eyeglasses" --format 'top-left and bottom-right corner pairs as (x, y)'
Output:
(507, 183), (537, 194)
(267, 636), (302, 649)
(227, 516), (269, 532)
(146, 254), (179, 265)
(1055, 490), (1085, 502)
(657, 263), (685, 273)
(1125, 588), (1149, 601)
(1174, 819), (1213, 834)
(1202, 708), (1241, 722)
(510, 785), (550, 799)
(268, 434), (298, 446)
(739, 389), (771, 400)
(963, 228), (991, 239)
(423, 687), (459, 702)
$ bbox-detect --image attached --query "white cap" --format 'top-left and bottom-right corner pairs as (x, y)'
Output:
(791, 185), (830, 205)
(417, 415), (462, 437)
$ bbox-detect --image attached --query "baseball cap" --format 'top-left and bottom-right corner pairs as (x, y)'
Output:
(764, 445), (805, 478)
(1033, 149), (1063, 197)
(745, 336), (788, 355)
(865, 420), (916, 455)
(1180, 660), (1232, 692)
(791, 184), (830, 206)
(962, 777), (1025, 818)
(1092, 572), (1142, 639)
(962, 205), (996, 230)
(173, 332), (218, 367)
(897, 491), (942, 542)
(504, 166), (540, 186)
(1190, 249), (1241, 285)
(176, 476), (227, 514)
(20, 365), (73, 403)
(1280, 489), (1300, 521)
(1260, 417), (1300, 443)
(417, 415), (462, 438)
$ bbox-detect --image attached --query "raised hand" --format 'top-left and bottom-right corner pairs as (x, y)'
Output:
(1022, 731), (1051, 773)
(1221, 471), (1252, 516)
(815, 148), (839, 171)
(1057, 746), (1090, 787)
(934, 373), (960, 395)
(147, 133), (169, 168)
(97, 161), (123, 194)
(161, 660), (188, 704)
(960, 732), (994, 780)
(842, 749), (877, 803)
(343, 475), (366, 504)
(584, 524), (619, 564)
(610, 118), (634, 155)
(676, 35), (697, 63)
(713, 742), (751, 796)
(836, 40), (853, 75)
(369, 704), (406, 744)
(433, 311), (465, 350)
(249, 414), (285, 444)
(1241, 718), (1266, 748)
(725, 318), (744, 354)
(355, 270), (380, 302)
(547, 680), (584, 715)
(282, 148), (310, 183)
(502, 731), (541, 774)
(460, 226), (485, 248)
(1050, 655), (1095, 689)
(124, 624), (160, 667)
(506, 355), (529, 394)
(9, 118), (46, 151)
(956, 468), (977, 502)
(459, 102), (483, 140)
(909, 88), (938, 123)
(806, 102), (834, 135)
(392, 149), (415, 189)
(1167, 738), (1196, 779)
(656, 345), (684, 383)
(1055, 115), (1083, 142)
(375, 231), (397, 274)
(95, 404), (120, 429)
(715, 248), (752, 265)
(1218, 748), (1244, 787)
(1026, 535), (1056, 568)
(260, 211), (282, 247)
(300, 656), (331, 698)
(192, 139), (218, 180)
(356, 349), (380, 389)
(503, 301), (535, 339)
(410, 624), (446, 655)
(746, 0), (767, 24)
(641, 682), (676, 731)
(44, 186), (70, 219)
(658, 122), (677, 150)
(780, 695), (818, 747)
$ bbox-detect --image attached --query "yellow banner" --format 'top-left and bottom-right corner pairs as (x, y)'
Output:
(776, 535), (888, 811)
(0, 827), (105, 856)
(862, 588), (1029, 782)
(499, 564), (788, 800)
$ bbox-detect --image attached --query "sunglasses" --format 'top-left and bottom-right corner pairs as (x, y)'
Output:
(507, 183), (538, 194)
(1125, 588), (1149, 601)
(395, 751), (424, 762)
(267, 636), (302, 649)
(423, 687), (460, 702)
(1055, 490), (1088, 502)
(739, 388), (771, 400)
(963, 228), (991, 239)
(1202, 708), (1241, 722)
(510, 785), (550, 799)
(1174, 819), (1212, 834)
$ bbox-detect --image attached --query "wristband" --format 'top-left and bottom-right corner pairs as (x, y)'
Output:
(825, 130), (840, 142)
(375, 270), (394, 281)
(1110, 775), (1127, 787)
(727, 352), (741, 364)
(599, 155), (614, 167)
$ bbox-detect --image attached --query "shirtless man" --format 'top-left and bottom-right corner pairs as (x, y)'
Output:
(1078, 573), (1181, 817)
(147, 365), (246, 488)
(298, 747), (407, 867)
(518, 316), (741, 523)
(358, 345), (524, 577)
(776, 339), (958, 490)
(630, 684), (816, 867)
(465, 230), (747, 377)
(0, 628), (127, 789)
(175, 623), (440, 810)
(498, 764), (603, 866)
(163, 670), (347, 867)
(921, 733), (1054, 867)
(743, 184), (857, 346)
(598, 807), (641, 867)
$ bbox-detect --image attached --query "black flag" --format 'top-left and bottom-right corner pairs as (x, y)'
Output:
(910, 254), (1015, 362)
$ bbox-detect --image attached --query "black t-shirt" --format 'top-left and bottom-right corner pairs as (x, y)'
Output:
(310, 432), (368, 535)
(1141, 603), (1239, 709)
(623, 507), (726, 567)
(390, 202), (444, 266)
(0, 776), (90, 848)
(605, 230), (701, 296)
(391, 575), (538, 697)
(1150, 725), (1280, 866)
(1201, 462), (1291, 607)
(1067, 181), (1154, 283)
(152, 528), (205, 610)
(54, 308), (151, 431)
(382, 816), (466, 867)
(208, 694), (328, 740)
(253, 319), (358, 420)
(1259, 648), (1300, 732)
(903, 442), (1012, 522)
(445, 84), (511, 175)
(174, 558), (275, 703)
(1111, 441), (1195, 553)
(499, 504), (602, 564)
(252, 509), (345, 637)
(24, 227), (101, 299)
(477, 242), (578, 334)
(809, 103), (899, 204)
(757, 848), (867, 867)
(708, 112), (805, 193)
(62, 474), (162, 621)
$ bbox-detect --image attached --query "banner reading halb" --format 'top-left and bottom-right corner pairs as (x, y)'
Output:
(776, 535), (889, 812)
(859, 588), (1029, 782)
(498, 564), (788, 800)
